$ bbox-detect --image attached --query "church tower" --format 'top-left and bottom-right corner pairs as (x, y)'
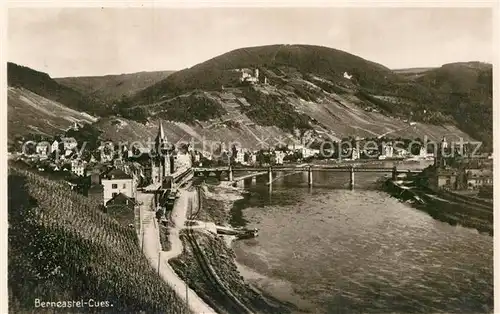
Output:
(151, 121), (170, 184)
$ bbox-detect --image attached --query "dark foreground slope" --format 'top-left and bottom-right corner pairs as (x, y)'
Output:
(8, 165), (189, 313)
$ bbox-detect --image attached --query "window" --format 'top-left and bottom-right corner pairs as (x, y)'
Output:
(112, 192), (118, 197)
(112, 184), (118, 189)
(123, 183), (127, 189)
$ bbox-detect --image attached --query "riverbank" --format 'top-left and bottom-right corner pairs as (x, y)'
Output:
(168, 182), (296, 314)
(384, 179), (493, 236)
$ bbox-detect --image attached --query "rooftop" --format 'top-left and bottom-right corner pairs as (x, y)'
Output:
(102, 168), (132, 180)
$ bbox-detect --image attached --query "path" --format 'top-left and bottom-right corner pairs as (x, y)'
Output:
(137, 188), (217, 314)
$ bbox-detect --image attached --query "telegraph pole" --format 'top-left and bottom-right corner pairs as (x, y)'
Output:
(185, 267), (189, 314)
(157, 251), (161, 275)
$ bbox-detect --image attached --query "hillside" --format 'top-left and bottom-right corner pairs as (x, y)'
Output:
(8, 86), (97, 142)
(103, 45), (488, 149)
(55, 70), (175, 103)
(8, 164), (190, 313)
(131, 44), (397, 103)
(10, 45), (491, 151)
(414, 62), (493, 149)
(7, 62), (109, 116)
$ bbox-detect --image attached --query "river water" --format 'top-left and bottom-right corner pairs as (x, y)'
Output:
(229, 161), (493, 314)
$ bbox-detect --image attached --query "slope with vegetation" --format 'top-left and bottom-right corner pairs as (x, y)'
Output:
(55, 70), (175, 103)
(113, 45), (490, 150)
(8, 165), (190, 313)
(9, 45), (492, 152)
(7, 62), (109, 116)
(7, 86), (97, 143)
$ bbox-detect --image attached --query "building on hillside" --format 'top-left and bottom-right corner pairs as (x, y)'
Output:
(105, 192), (136, 210)
(419, 146), (427, 158)
(101, 168), (135, 206)
(394, 147), (409, 159)
(428, 168), (458, 190)
(238, 68), (260, 84)
(249, 152), (257, 165)
(384, 145), (394, 158)
(50, 140), (59, 154)
(302, 147), (315, 159)
(351, 148), (360, 161)
(36, 142), (51, 158)
(194, 152), (201, 163)
(61, 137), (78, 151)
(466, 169), (493, 189)
(275, 151), (285, 165)
(235, 149), (245, 164)
(71, 159), (86, 177)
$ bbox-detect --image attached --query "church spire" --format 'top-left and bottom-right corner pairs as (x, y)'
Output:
(155, 120), (167, 148)
(156, 121), (166, 142)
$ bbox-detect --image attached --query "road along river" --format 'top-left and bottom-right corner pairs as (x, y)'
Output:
(228, 162), (493, 313)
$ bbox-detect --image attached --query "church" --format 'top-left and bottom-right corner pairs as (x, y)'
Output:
(150, 122), (175, 185)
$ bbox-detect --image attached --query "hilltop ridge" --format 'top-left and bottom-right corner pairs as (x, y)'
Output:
(8, 45), (493, 151)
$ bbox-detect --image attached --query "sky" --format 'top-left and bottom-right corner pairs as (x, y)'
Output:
(7, 7), (494, 78)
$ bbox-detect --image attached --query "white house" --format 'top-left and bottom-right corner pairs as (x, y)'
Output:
(50, 140), (59, 154)
(36, 142), (51, 158)
(394, 147), (409, 158)
(275, 151), (285, 165)
(101, 168), (135, 206)
(71, 159), (86, 177)
(301, 147), (315, 159)
(61, 137), (78, 151)
(351, 148), (360, 160)
(384, 145), (394, 158)
(194, 152), (201, 162)
(235, 149), (245, 164)
(419, 146), (427, 158)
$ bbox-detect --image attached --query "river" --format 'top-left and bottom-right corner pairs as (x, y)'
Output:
(228, 161), (493, 313)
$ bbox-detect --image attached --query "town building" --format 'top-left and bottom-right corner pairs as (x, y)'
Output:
(61, 137), (78, 151)
(384, 145), (394, 158)
(351, 148), (360, 161)
(249, 152), (257, 165)
(36, 142), (51, 158)
(429, 168), (459, 190)
(394, 147), (409, 159)
(50, 140), (59, 154)
(105, 192), (136, 211)
(101, 168), (135, 206)
(150, 122), (173, 184)
(275, 151), (285, 165)
(71, 159), (86, 177)
(302, 147), (315, 159)
(466, 169), (493, 189)
(235, 149), (245, 164)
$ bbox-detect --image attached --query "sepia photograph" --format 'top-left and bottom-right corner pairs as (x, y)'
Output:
(5, 4), (495, 314)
